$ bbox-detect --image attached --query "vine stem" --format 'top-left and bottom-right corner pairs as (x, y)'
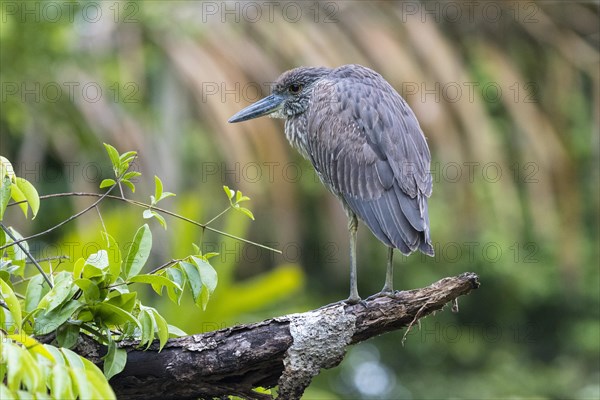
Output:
(4, 192), (282, 254)
(0, 222), (53, 288)
(0, 175), (122, 251)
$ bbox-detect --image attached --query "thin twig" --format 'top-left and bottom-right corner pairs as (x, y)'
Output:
(96, 205), (107, 235)
(401, 300), (433, 345)
(203, 206), (233, 226)
(26, 255), (69, 264)
(6, 192), (282, 254)
(0, 222), (53, 288)
(0, 182), (120, 251)
(147, 258), (181, 275)
(11, 276), (33, 286)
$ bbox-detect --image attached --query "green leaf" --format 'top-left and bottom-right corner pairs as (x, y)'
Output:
(143, 209), (167, 229)
(14, 178), (39, 219)
(234, 190), (243, 203)
(179, 261), (202, 306)
(168, 324), (187, 337)
(38, 272), (74, 313)
(0, 278), (22, 332)
(4, 341), (23, 391)
(0, 384), (13, 399)
(82, 263), (105, 280)
(199, 287), (210, 311)
(83, 362), (117, 400)
(21, 346), (44, 393)
(72, 258), (85, 278)
(191, 243), (201, 254)
(236, 206), (255, 220)
(123, 171), (141, 180)
(9, 182), (28, 218)
(121, 179), (136, 193)
(25, 274), (50, 313)
(74, 278), (100, 302)
(0, 176), (11, 221)
(0, 156), (15, 180)
(138, 308), (155, 349)
(0, 357), (6, 384)
(104, 143), (121, 170)
(103, 340), (127, 380)
(50, 364), (75, 399)
(44, 345), (64, 364)
(86, 250), (109, 270)
(165, 268), (184, 305)
(151, 309), (169, 350)
(109, 277), (130, 295)
(8, 336), (55, 363)
(151, 211), (167, 229)
(35, 300), (82, 335)
(129, 274), (181, 295)
(123, 224), (152, 279)
(56, 323), (80, 349)
(153, 176), (175, 203)
(61, 347), (84, 369)
(102, 233), (122, 284)
(21, 309), (41, 333)
(0, 380), (13, 399)
(92, 302), (139, 328)
(154, 176), (163, 201)
(100, 179), (116, 188)
(119, 151), (137, 165)
(161, 192), (175, 201)
(203, 252), (219, 260)
(223, 185), (235, 201)
(105, 292), (137, 313)
(4, 228), (27, 274)
(62, 347), (116, 399)
(68, 361), (92, 399)
(192, 256), (218, 294)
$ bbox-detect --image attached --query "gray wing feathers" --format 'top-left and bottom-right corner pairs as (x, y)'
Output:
(306, 67), (434, 255)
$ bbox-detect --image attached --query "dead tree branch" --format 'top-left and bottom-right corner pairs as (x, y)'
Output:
(73, 272), (480, 400)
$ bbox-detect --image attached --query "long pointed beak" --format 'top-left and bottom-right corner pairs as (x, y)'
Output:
(228, 93), (285, 123)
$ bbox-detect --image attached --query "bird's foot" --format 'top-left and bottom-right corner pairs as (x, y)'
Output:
(344, 295), (368, 307)
(366, 289), (401, 301)
(316, 296), (366, 310)
(380, 284), (394, 295)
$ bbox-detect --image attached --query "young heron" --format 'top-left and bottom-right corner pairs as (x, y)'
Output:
(229, 64), (434, 303)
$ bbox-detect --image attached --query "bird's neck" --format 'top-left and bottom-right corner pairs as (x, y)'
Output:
(284, 114), (310, 160)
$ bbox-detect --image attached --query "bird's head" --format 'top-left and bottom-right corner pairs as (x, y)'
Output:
(228, 66), (331, 123)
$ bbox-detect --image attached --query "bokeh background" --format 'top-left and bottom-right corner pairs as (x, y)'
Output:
(1, 1), (599, 398)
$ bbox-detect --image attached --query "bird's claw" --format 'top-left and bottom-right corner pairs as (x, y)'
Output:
(366, 289), (401, 301)
(316, 297), (367, 310)
(344, 296), (368, 308)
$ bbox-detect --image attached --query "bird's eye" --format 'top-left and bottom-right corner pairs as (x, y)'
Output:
(288, 84), (302, 94)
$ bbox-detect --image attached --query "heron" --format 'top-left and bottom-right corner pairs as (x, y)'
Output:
(229, 64), (434, 303)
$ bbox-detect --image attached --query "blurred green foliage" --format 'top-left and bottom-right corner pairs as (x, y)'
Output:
(1, 1), (598, 398)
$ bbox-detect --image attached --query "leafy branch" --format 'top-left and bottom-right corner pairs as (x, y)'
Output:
(209, 185), (255, 224)
(0, 143), (275, 398)
(0, 151), (131, 251)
